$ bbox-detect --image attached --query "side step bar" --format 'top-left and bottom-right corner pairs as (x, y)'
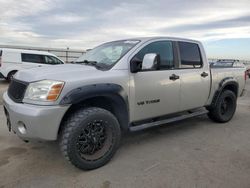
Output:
(129, 109), (208, 132)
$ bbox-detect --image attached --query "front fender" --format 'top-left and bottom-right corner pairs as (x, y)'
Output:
(60, 83), (128, 105)
(59, 83), (129, 131)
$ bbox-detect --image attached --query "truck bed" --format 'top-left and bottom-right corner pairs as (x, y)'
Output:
(207, 66), (246, 104)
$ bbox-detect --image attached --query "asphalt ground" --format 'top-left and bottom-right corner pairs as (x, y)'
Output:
(0, 79), (8, 105)
(0, 79), (250, 188)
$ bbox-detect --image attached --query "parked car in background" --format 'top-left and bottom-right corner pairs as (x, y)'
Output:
(0, 48), (64, 81)
(211, 59), (245, 68)
(246, 68), (250, 78)
(211, 59), (248, 79)
(217, 59), (240, 63)
(243, 63), (250, 79)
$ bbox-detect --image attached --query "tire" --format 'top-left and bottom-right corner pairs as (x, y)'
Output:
(60, 107), (121, 170)
(7, 71), (17, 82)
(208, 90), (237, 123)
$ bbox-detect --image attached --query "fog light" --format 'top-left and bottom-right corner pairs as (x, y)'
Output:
(17, 121), (27, 134)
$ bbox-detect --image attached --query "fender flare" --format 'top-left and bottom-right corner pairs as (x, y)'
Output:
(210, 77), (238, 108)
(59, 83), (129, 130)
(60, 83), (128, 105)
(7, 70), (18, 77)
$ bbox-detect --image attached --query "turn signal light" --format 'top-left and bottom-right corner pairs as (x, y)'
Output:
(47, 83), (64, 101)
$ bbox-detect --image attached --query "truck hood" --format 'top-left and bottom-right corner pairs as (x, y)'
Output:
(15, 64), (100, 82)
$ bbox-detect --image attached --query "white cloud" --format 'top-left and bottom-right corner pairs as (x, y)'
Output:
(0, 0), (56, 19)
(0, 0), (250, 54)
(45, 14), (87, 24)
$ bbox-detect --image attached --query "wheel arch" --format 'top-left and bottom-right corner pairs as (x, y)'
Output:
(58, 83), (129, 135)
(7, 70), (18, 79)
(210, 77), (238, 108)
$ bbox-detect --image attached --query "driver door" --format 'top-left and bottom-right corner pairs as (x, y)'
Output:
(129, 40), (181, 122)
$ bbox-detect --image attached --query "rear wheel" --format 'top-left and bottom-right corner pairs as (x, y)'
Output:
(208, 90), (237, 123)
(60, 107), (121, 170)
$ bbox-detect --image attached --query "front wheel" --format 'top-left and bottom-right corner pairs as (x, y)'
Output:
(60, 107), (121, 170)
(207, 90), (237, 123)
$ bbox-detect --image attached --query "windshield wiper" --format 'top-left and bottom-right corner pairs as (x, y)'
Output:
(75, 60), (97, 65)
(74, 60), (103, 69)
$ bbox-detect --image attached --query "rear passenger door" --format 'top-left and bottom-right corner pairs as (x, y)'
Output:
(176, 41), (210, 111)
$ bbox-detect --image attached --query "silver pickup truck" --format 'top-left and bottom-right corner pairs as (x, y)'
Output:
(3, 37), (246, 170)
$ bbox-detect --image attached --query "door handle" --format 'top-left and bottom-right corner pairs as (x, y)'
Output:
(38, 65), (42, 67)
(169, 74), (180, 81)
(201, 72), (208, 77)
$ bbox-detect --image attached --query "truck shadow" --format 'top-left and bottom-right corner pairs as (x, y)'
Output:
(0, 79), (8, 85)
(25, 115), (210, 153)
(34, 114), (212, 169)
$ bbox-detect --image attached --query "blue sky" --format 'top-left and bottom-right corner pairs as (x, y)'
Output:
(0, 0), (250, 60)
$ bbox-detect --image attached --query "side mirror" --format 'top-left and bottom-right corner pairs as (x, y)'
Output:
(130, 53), (159, 73)
(141, 53), (159, 70)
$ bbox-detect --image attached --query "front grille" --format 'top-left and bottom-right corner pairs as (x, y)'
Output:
(8, 79), (28, 103)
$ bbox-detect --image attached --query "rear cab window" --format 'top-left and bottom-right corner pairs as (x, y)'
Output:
(178, 42), (202, 68)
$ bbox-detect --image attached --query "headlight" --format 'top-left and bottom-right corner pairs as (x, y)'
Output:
(24, 80), (64, 102)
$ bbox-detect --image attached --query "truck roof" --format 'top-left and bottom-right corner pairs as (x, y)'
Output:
(123, 36), (201, 44)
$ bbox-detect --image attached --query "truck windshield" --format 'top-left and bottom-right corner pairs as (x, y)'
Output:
(75, 40), (140, 70)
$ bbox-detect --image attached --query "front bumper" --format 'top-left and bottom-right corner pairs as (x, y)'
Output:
(3, 92), (70, 141)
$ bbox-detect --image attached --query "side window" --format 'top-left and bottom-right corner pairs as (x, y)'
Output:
(54, 56), (64, 64)
(45, 56), (63, 65)
(132, 41), (174, 70)
(21, 53), (44, 64)
(178, 42), (202, 68)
